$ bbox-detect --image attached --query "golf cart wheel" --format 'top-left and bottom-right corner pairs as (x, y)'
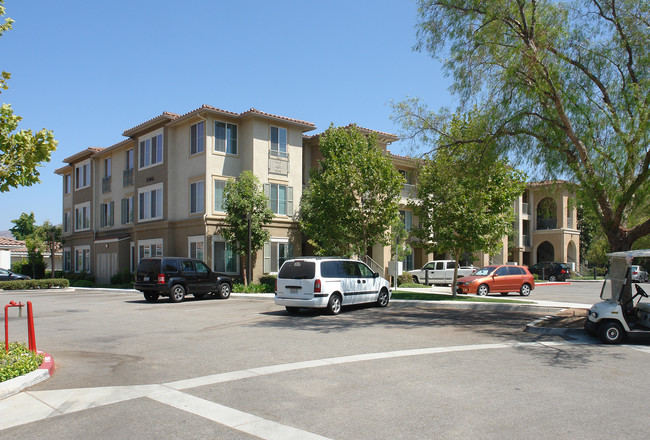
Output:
(477, 284), (489, 296)
(599, 321), (625, 344)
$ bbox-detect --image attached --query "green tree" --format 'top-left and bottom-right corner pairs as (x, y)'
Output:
(9, 211), (35, 240)
(221, 171), (273, 285)
(300, 124), (404, 258)
(395, 0), (650, 252)
(411, 140), (526, 297)
(0, 2), (57, 192)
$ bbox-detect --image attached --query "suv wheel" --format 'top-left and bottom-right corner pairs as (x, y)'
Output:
(327, 294), (342, 315)
(548, 275), (557, 282)
(169, 284), (186, 303)
(216, 283), (231, 299)
(144, 292), (159, 303)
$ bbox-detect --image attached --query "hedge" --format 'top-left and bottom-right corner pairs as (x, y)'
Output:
(0, 278), (70, 290)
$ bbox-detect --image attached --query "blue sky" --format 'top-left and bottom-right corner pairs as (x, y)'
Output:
(0, 0), (453, 231)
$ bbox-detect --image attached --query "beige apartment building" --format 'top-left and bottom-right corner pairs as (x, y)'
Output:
(56, 105), (580, 284)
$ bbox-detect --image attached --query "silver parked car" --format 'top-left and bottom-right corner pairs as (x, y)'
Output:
(631, 265), (648, 283)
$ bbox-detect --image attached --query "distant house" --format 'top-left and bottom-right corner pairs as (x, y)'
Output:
(0, 236), (62, 272)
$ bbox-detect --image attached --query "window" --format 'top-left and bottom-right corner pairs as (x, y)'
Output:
(75, 160), (90, 190)
(265, 183), (293, 215)
(104, 158), (112, 178)
(139, 133), (163, 169)
(188, 236), (204, 260)
(100, 201), (114, 228)
(138, 239), (163, 262)
(264, 240), (294, 273)
(121, 197), (134, 224)
(213, 238), (238, 274)
(190, 181), (205, 214)
(75, 246), (90, 272)
(74, 202), (90, 231)
(190, 121), (205, 155)
(63, 248), (71, 272)
(270, 126), (287, 158)
(400, 210), (413, 231)
(63, 211), (71, 233)
(402, 248), (414, 271)
(64, 174), (71, 195)
(215, 121), (237, 154)
(214, 180), (226, 212)
(126, 149), (134, 170)
(138, 183), (163, 221)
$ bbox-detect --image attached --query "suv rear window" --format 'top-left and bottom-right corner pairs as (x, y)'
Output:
(278, 261), (316, 279)
(138, 259), (161, 274)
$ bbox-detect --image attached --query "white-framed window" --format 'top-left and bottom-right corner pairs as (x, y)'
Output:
(213, 237), (238, 274)
(400, 210), (413, 232)
(75, 245), (90, 273)
(190, 180), (205, 214)
(264, 183), (293, 215)
(75, 160), (90, 190)
(138, 238), (163, 262)
(270, 126), (287, 158)
(188, 236), (205, 260)
(126, 149), (134, 170)
(213, 179), (226, 212)
(139, 133), (163, 169)
(121, 196), (134, 224)
(402, 246), (414, 271)
(100, 201), (114, 228)
(104, 157), (112, 178)
(264, 239), (293, 273)
(138, 183), (163, 222)
(74, 202), (90, 231)
(215, 121), (237, 155)
(64, 174), (71, 195)
(63, 248), (71, 272)
(63, 210), (71, 233)
(190, 121), (205, 155)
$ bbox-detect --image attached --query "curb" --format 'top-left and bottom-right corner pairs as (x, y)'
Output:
(525, 311), (587, 337)
(0, 351), (54, 400)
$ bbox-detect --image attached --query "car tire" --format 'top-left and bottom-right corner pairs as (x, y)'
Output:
(169, 284), (186, 303)
(376, 288), (390, 307)
(144, 292), (159, 303)
(412, 276), (419, 284)
(519, 283), (532, 296)
(599, 321), (624, 344)
(285, 306), (300, 314)
(216, 283), (231, 299)
(548, 275), (557, 282)
(477, 284), (489, 296)
(327, 294), (342, 315)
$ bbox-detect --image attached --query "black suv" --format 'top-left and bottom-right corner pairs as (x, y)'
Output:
(134, 257), (232, 303)
(528, 262), (572, 282)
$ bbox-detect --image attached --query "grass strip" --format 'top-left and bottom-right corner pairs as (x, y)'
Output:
(392, 291), (534, 304)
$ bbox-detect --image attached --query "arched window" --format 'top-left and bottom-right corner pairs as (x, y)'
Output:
(536, 197), (557, 230)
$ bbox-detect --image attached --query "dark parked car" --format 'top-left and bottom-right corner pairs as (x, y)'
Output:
(0, 268), (30, 281)
(528, 262), (572, 282)
(134, 257), (232, 303)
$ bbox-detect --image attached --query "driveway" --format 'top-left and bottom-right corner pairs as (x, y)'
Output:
(1, 289), (649, 439)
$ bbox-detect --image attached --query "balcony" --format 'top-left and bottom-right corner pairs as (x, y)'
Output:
(102, 176), (111, 194)
(401, 184), (417, 199)
(269, 151), (289, 176)
(537, 217), (557, 230)
(123, 168), (134, 187)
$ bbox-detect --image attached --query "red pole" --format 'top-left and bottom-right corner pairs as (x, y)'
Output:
(4, 303), (9, 353)
(27, 301), (36, 352)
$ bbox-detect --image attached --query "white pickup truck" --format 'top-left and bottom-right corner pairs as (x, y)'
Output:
(408, 260), (477, 285)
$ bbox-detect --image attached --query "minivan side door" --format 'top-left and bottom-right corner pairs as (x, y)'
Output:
(339, 260), (362, 304)
(356, 261), (380, 303)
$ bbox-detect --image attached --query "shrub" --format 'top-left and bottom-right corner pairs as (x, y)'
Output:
(12, 258), (46, 280)
(233, 283), (275, 293)
(398, 272), (414, 286)
(70, 280), (95, 288)
(0, 342), (44, 382)
(259, 274), (276, 285)
(111, 268), (133, 285)
(0, 278), (69, 290)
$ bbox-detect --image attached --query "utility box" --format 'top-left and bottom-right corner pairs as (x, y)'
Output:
(388, 261), (403, 276)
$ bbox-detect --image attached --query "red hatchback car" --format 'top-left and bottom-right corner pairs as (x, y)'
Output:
(456, 265), (535, 296)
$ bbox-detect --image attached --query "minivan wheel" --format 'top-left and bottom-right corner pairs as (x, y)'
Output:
(377, 289), (390, 307)
(519, 283), (531, 296)
(599, 321), (625, 344)
(216, 283), (231, 299)
(144, 292), (159, 303)
(169, 284), (186, 303)
(327, 294), (342, 315)
(477, 284), (489, 296)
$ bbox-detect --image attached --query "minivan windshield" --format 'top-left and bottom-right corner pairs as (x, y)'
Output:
(474, 266), (497, 276)
(278, 261), (316, 279)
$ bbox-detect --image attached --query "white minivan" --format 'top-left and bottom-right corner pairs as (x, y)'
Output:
(274, 258), (391, 315)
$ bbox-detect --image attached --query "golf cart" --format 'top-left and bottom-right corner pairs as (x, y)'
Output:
(585, 250), (650, 344)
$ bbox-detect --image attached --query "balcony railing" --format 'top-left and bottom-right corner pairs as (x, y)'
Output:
(522, 202), (530, 215)
(123, 168), (134, 187)
(537, 217), (557, 230)
(102, 176), (111, 193)
(523, 234), (531, 247)
(401, 184), (417, 199)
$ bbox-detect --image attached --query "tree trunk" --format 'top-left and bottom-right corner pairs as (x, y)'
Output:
(451, 249), (461, 298)
(607, 228), (634, 253)
(241, 254), (248, 286)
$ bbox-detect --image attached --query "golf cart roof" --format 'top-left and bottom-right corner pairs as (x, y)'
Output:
(600, 249), (650, 302)
(607, 249), (650, 258)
